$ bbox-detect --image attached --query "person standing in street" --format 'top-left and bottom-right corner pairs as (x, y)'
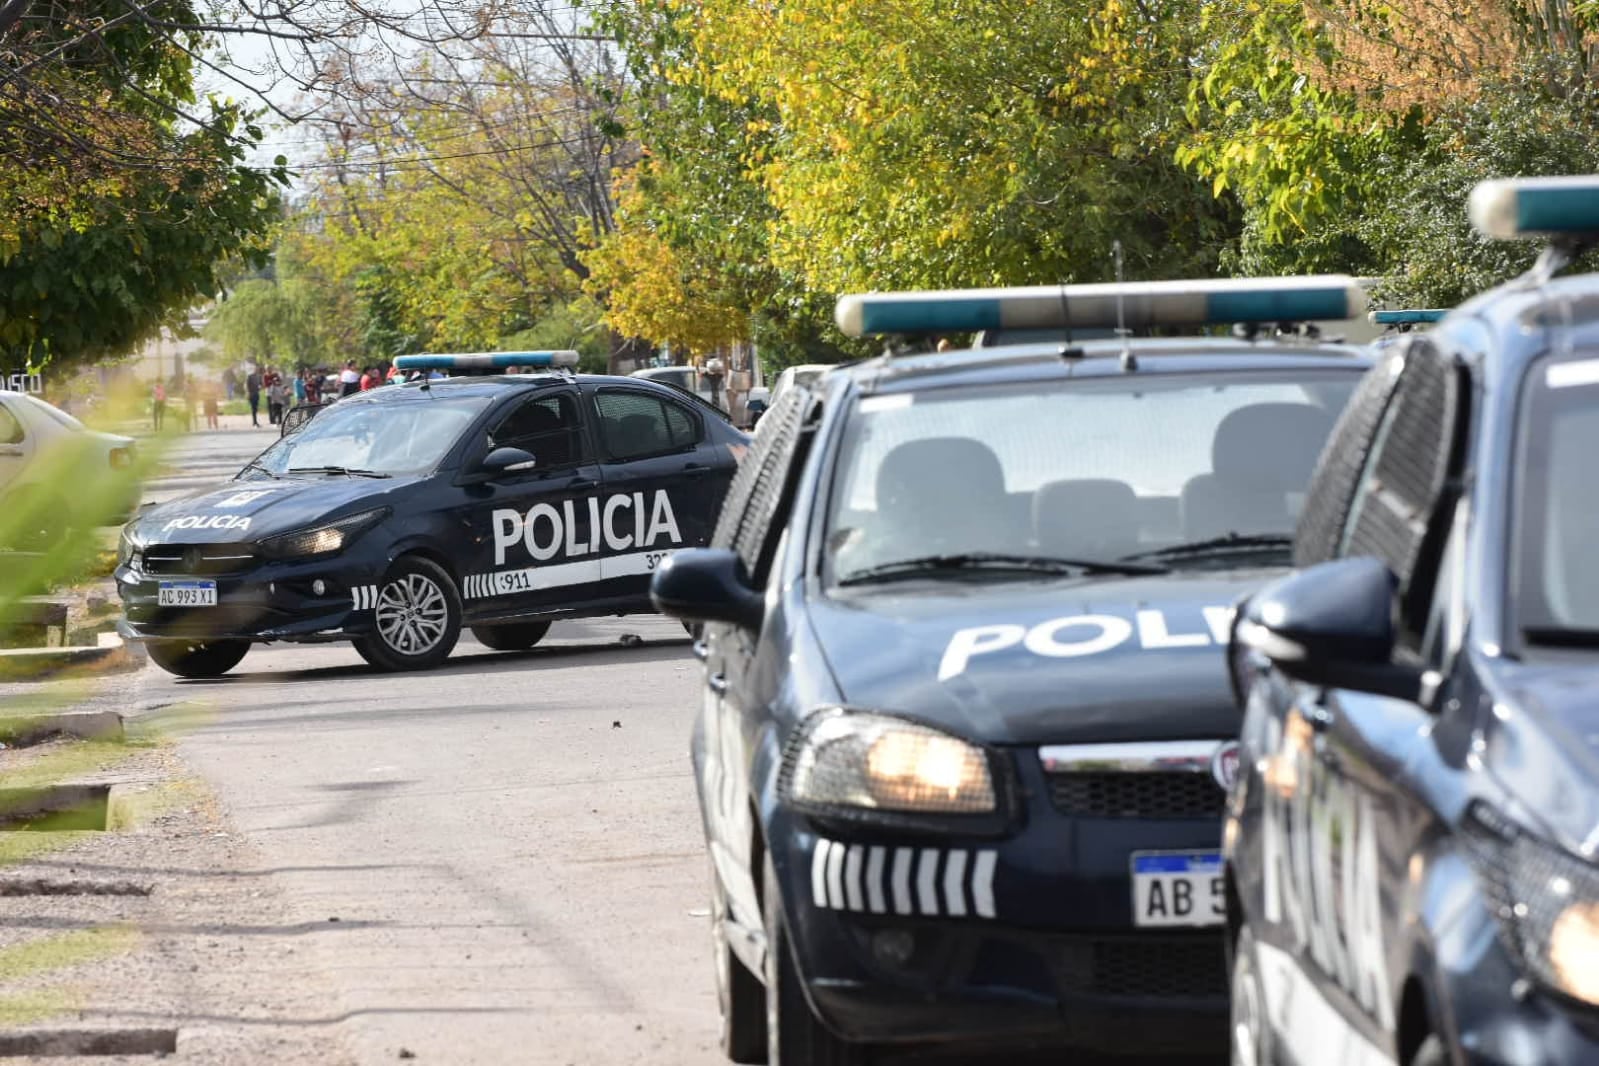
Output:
(246, 367), (262, 427)
(267, 375), (288, 425)
(292, 370), (306, 407)
(339, 361), (361, 397)
(151, 380), (166, 431)
(304, 368), (322, 406)
(203, 382), (220, 429)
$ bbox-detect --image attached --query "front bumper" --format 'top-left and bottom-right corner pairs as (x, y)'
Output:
(115, 554), (384, 643)
(770, 791), (1229, 1055)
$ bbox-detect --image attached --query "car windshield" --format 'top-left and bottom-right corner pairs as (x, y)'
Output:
(1517, 355), (1599, 642)
(250, 395), (492, 477)
(824, 368), (1359, 585)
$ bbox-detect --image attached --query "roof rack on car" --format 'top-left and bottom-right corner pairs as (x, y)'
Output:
(392, 351), (579, 375)
(834, 276), (1368, 340)
(1470, 176), (1599, 284)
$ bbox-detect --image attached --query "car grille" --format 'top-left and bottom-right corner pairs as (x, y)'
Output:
(1046, 771), (1225, 819)
(1054, 935), (1226, 1000)
(138, 543), (257, 577)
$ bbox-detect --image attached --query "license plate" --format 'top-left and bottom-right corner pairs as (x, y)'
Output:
(158, 580), (217, 607)
(1131, 850), (1224, 928)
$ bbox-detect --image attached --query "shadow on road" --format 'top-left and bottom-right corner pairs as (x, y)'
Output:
(168, 635), (695, 687)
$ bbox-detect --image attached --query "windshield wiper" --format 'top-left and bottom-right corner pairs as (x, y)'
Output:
(286, 465), (392, 479)
(836, 551), (1167, 586)
(1123, 534), (1292, 562)
(241, 459), (279, 480)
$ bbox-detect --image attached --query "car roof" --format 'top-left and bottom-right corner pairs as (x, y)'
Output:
(838, 337), (1373, 395)
(1455, 273), (1599, 375)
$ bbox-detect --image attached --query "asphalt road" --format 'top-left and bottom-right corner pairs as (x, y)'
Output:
(134, 617), (720, 1065)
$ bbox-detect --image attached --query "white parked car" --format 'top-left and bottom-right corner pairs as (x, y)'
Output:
(770, 363), (832, 401)
(0, 391), (138, 547)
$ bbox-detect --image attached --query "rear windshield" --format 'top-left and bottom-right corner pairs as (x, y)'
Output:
(1517, 354), (1599, 641)
(824, 368), (1359, 583)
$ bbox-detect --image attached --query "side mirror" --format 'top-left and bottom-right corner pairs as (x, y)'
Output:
(480, 446), (537, 476)
(651, 548), (764, 631)
(1235, 556), (1427, 702)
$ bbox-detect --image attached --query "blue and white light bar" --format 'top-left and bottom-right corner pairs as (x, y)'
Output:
(1469, 176), (1599, 240)
(392, 350), (579, 372)
(1370, 309), (1446, 325)
(834, 276), (1368, 338)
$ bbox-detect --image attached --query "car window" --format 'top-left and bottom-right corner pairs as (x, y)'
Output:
(823, 369), (1358, 583)
(490, 391), (586, 467)
(595, 390), (701, 461)
(1518, 353), (1599, 638)
(254, 394), (492, 476)
(0, 402), (22, 444)
(1336, 337), (1463, 637)
(19, 394), (83, 432)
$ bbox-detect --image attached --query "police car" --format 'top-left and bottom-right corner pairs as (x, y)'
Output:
(1227, 176), (1599, 1066)
(116, 352), (747, 678)
(648, 277), (1373, 1062)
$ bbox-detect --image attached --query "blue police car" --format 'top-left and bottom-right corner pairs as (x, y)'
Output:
(649, 277), (1374, 1062)
(1227, 176), (1599, 1065)
(116, 352), (746, 677)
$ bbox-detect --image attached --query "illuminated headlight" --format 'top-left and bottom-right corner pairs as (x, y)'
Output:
(1466, 803), (1599, 1006)
(258, 508), (388, 560)
(117, 527), (139, 567)
(783, 710), (996, 815)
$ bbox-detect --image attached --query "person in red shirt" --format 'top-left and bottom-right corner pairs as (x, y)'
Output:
(359, 368), (374, 391)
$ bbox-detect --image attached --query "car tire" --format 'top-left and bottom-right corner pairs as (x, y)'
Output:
(146, 638), (250, 679)
(712, 859), (767, 1063)
(1230, 925), (1272, 1066)
(470, 621), (551, 652)
(353, 555), (462, 671)
(762, 854), (869, 1066)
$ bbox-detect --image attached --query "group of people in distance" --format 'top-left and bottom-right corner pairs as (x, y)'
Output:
(242, 361), (396, 427)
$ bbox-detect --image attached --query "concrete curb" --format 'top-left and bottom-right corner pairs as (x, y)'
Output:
(0, 632), (138, 681)
(0, 709), (124, 745)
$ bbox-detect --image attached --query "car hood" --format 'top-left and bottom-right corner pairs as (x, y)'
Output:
(129, 474), (421, 543)
(808, 569), (1275, 746)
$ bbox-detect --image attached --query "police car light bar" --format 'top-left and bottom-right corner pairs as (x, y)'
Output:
(834, 276), (1368, 338)
(1369, 309), (1446, 325)
(1469, 176), (1599, 240)
(392, 351), (580, 372)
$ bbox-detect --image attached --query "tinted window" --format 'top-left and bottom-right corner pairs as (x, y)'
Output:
(824, 370), (1358, 583)
(254, 395), (491, 476)
(491, 392), (585, 467)
(1518, 354), (1599, 636)
(596, 391), (701, 460)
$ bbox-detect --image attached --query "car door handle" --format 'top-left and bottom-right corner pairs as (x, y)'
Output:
(683, 462), (710, 478)
(0, 446), (22, 456)
(707, 672), (728, 695)
(566, 476), (598, 490)
(692, 639), (709, 662)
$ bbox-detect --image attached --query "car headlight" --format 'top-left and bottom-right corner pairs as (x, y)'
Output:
(258, 507), (389, 560)
(782, 710), (996, 815)
(1465, 802), (1599, 1005)
(117, 526), (140, 568)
